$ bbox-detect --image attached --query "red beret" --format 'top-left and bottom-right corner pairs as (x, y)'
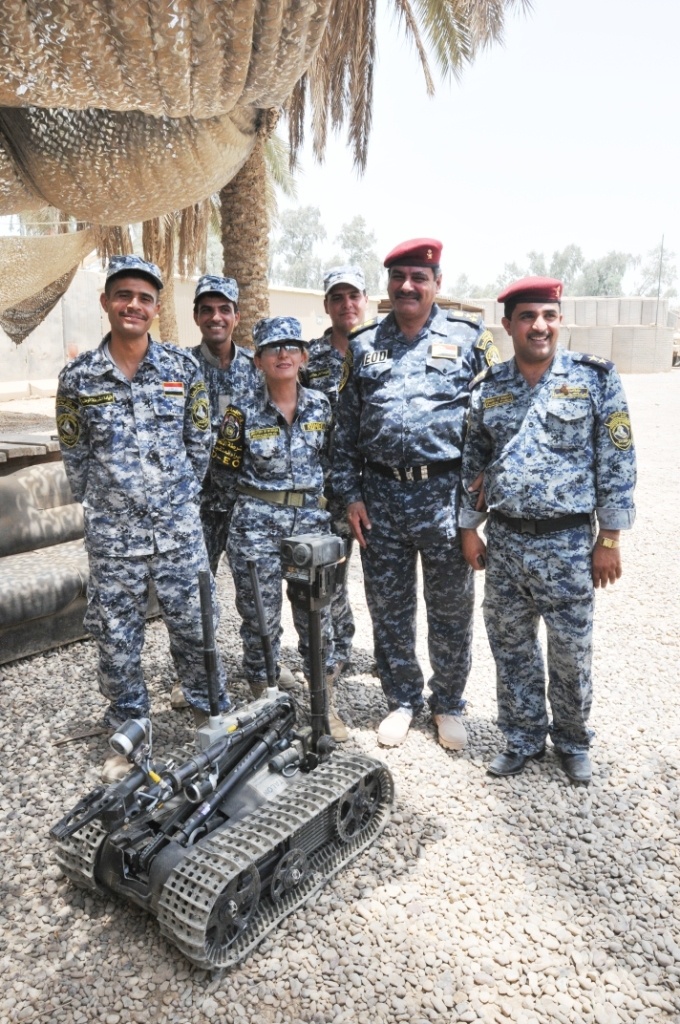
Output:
(384, 237), (443, 269)
(497, 276), (563, 304)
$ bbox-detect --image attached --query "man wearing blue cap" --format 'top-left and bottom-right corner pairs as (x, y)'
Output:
(210, 317), (339, 708)
(190, 275), (257, 575)
(56, 255), (229, 781)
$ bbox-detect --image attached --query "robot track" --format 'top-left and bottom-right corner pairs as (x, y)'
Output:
(156, 752), (394, 970)
(54, 817), (109, 892)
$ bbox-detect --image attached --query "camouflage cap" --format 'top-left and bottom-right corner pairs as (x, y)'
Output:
(106, 254), (163, 290)
(252, 316), (306, 350)
(194, 274), (239, 305)
(323, 265), (366, 295)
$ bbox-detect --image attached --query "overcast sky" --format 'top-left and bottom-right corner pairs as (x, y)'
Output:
(281, 0), (679, 291)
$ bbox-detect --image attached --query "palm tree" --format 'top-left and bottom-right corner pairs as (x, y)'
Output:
(220, 0), (529, 340)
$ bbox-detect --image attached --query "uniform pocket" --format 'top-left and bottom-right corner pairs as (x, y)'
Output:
(152, 394), (185, 420)
(545, 400), (590, 450)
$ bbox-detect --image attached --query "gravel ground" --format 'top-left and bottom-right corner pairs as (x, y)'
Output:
(1, 372), (679, 1024)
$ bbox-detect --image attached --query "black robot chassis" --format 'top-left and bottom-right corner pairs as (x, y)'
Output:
(50, 537), (394, 970)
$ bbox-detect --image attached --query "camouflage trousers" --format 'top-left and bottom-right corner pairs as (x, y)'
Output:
(296, 517), (355, 670)
(361, 469), (474, 715)
(483, 519), (595, 755)
(86, 541), (229, 727)
(226, 497), (335, 691)
(200, 501), (230, 575)
(329, 529), (355, 665)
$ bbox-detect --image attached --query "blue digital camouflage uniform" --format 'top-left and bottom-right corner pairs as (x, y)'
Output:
(460, 346), (637, 755)
(191, 340), (258, 572)
(56, 334), (229, 725)
(303, 329), (355, 666)
(211, 378), (335, 692)
(332, 303), (499, 715)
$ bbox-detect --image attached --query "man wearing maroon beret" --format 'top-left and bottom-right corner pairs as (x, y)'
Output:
(459, 277), (637, 783)
(333, 237), (500, 749)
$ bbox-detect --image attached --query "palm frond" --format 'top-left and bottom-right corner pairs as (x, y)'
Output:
(177, 202), (210, 278)
(288, 0), (530, 170)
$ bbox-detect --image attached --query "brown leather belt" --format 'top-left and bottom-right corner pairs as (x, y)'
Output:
(366, 458), (460, 483)
(238, 485), (327, 510)
(493, 511), (591, 536)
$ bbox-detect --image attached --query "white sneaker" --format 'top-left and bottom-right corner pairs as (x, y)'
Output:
(433, 714), (467, 751)
(101, 753), (131, 784)
(377, 707), (413, 747)
(170, 684), (189, 710)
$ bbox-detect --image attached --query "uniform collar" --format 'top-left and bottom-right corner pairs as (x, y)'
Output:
(383, 302), (442, 341)
(505, 343), (569, 383)
(261, 380), (308, 413)
(95, 333), (161, 378)
(198, 339), (236, 368)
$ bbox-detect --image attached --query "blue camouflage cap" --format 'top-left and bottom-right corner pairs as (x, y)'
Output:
(252, 316), (306, 351)
(106, 254), (163, 290)
(323, 265), (366, 295)
(194, 274), (239, 306)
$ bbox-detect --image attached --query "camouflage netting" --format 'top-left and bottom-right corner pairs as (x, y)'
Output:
(0, 0), (331, 315)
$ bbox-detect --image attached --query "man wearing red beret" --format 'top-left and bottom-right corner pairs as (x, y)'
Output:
(333, 238), (499, 748)
(459, 277), (637, 784)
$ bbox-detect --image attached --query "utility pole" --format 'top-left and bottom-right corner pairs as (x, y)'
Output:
(654, 234), (664, 325)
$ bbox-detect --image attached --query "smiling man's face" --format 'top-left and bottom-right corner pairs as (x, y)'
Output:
(100, 275), (160, 342)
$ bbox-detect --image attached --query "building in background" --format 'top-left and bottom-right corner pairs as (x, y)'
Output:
(0, 270), (675, 400)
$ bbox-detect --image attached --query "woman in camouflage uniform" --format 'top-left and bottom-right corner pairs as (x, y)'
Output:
(211, 317), (347, 740)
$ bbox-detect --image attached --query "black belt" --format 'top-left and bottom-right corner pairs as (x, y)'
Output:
(366, 458), (460, 483)
(493, 511), (591, 536)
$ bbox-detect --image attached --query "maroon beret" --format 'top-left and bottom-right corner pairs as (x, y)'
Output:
(384, 238), (443, 269)
(497, 276), (563, 304)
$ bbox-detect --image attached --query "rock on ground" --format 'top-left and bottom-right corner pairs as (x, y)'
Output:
(0, 373), (679, 1024)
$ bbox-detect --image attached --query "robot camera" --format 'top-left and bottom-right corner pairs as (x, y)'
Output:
(109, 717), (151, 758)
(280, 534), (345, 569)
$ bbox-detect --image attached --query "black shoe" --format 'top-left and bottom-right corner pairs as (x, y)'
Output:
(487, 747), (546, 777)
(558, 750), (592, 784)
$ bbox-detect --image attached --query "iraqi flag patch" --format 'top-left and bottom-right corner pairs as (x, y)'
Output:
(163, 381), (185, 397)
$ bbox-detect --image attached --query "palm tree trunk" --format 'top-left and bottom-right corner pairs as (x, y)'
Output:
(219, 135), (270, 349)
(142, 215), (179, 343)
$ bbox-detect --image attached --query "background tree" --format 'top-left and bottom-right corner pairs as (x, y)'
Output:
(270, 205), (327, 289)
(549, 244), (585, 293)
(220, 123), (297, 345)
(572, 251), (632, 296)
(633, 242), (678, 298)
(330, 216), (383, 293)
(223, 0), (529, 336)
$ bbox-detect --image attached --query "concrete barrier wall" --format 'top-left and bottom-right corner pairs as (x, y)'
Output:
(0, 272), (675, 400)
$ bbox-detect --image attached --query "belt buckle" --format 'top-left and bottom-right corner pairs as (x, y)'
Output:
(520, 518), (536, 535)
(392, 467), (402, 482)
(404, 467), (415, 482)
(287, 492), (304, 508)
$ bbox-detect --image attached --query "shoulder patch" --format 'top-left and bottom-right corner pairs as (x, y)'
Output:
(348, 317), (380, 340)
(469, 367), (492, 390)
(190, 384), (210, 431)
(212, 405), (245, 469)
(448, 310), (482, 327)
(474, 328), (501, 367)
(572, 352), (614, 372)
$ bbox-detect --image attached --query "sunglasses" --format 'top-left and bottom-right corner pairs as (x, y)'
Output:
(259, 342), (305, 354)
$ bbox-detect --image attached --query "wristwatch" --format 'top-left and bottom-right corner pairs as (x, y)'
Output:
(598, 536), (620, 549)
